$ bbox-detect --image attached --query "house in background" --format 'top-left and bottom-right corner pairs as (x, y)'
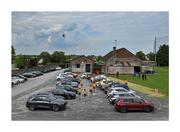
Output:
(70, 56), (95, 73)
(103, 47), (142, 74)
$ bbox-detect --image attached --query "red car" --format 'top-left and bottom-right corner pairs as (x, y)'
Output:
(115, 97), (154, 113)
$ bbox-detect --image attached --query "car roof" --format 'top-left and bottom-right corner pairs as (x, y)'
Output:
(118, 96), (141, 99)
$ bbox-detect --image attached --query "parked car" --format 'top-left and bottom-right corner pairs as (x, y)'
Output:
(115, 97), (154, 113)
(108, 92), (139, 104)
(104, 83), (129, 94)
(12, 74), (28, 81)
(107, 87), (135, 97)
(12, 77), (19, 85)
(61, 79), (78, 88)
(23, 72), (36, 78)
(94, 74), (106, 81)
(51, 89), (76, 99)
(56, 85), (77, 94)
(81, 73), (93, 79)
(35, 92), (65, 100)
(56, 75), (66, 81)
(12, 76), (25, 83)
(69, 78), (80, 84)
(26, 94), (67, 112)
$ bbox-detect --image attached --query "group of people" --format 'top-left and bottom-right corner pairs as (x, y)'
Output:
(77, 80), (97, 100)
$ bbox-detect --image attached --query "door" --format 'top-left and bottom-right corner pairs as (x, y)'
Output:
(132, 98), (144, 110)
(85, 64), (91, 72)
(34, 96), (51, 109)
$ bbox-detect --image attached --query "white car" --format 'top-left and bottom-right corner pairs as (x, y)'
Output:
(12, 78), (19, 85)
(56, 75), (66, 81)
(12, 76), (25, 83)
(81, 73), (91, 79)
(107, 87), (135, 97)
(109, 92), (140, 104)
(94, 74), (107, 81)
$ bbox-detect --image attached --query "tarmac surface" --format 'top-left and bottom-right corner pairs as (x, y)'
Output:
(12, 70), (169, 120)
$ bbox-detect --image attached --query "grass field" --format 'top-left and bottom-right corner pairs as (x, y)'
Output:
(108, 67), (169, 96)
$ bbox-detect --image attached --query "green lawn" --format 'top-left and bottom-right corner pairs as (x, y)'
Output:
(108, 67), (169, 96)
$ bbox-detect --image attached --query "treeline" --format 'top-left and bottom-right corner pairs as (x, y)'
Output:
(12, 46), (103, 69)
(135, 44), (169, 66)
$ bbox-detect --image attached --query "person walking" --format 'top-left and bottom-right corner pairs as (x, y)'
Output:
(83, 89), (88, 103)
(92, 82), (96, 93)
(89, 85), (93, 97)
(144, 73), (147, 80)
(116, 72), (119, 77)
(138, 72), (141, 79)
(142, 73), (144, 80)
(77, 88), (82, 100)
(124, 80), (128, 85)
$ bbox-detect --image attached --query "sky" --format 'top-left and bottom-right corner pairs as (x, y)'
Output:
(12, 12), (169, 56)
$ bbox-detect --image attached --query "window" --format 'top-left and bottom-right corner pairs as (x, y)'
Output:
(124, 99), (133, 103)
(134, 98), (144, 103)
(76, 64), (80, 68)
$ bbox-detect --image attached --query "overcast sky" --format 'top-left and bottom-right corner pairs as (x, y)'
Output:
(12, 12), (168, 56)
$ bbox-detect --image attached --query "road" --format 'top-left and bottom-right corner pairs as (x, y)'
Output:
(12, 70), (169, 120)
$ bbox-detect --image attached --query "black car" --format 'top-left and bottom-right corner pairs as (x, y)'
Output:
(26, 95), (67, 112)
(23, 72), (36, 78)
(36, 92), (65, 100)
(61, 79), (79, 88)
(33, 71), (44, 76)
(56, 85), (77, 94)
(51, 89), (76, 99)
(12, 74), (28, 81)
(68, 78), (80, 84)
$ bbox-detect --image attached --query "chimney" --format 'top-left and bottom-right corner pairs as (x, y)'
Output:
(113, 46), (116, 51)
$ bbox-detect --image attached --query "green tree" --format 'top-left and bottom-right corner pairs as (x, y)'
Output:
(136, 51), (146, 60)
(51, 51), (65, 63)
(39, 51), (51, 65)
(28, 58), (38, 67)
(15, 55), (28, 69)
(157, 44), (169, 66)
(146, 52), (155, 61)
(96, 55), (103, 62)
(12, 45), (16, 62)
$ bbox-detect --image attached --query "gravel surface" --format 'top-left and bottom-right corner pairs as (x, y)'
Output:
(12, 70), (169, 120)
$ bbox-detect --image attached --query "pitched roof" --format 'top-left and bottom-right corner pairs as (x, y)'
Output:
(103, 48), (141, 61)
(71, 56), (95, 63)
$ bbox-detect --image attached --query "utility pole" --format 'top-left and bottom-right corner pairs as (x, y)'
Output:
(113, 40), (117, 65)
(154, 37), (157, 66)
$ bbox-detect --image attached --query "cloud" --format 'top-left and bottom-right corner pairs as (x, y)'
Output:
(48, 36), (52, 43)
(12, 12), (169, 55)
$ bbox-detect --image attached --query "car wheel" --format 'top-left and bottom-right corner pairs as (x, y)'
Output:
(53, 105), (60, 112)
(144, 107), (151, 112)
(119, 107), (127, 113)
(29, 104), (36, 111)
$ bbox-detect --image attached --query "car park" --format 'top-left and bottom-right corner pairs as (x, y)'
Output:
(26, 94), (67, 112)
(115, 97), (154, 113)
(51, 89), (76, 99)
